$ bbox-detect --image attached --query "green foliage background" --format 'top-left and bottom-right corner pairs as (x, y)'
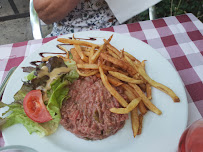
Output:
(138, 0), (203, 22)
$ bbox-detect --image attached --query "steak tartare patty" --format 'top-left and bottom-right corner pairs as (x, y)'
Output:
(60, 76), (128, 140)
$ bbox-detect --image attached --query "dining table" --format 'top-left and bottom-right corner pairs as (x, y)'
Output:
(0, 13), (202, 147)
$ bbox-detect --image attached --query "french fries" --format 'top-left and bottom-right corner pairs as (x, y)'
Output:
(90, 35), (113, 63)
(107, 48), (120, 59)
(100, 52), (137, 76)
(124, 51), (141, 64)
(107, 75), (123, 87)
(137, 66), (180, 102)
(76, 69), (99, 76)
(57, 44), (69, 54)
(57, 38), (100, 48)
(89, 46), (96, 64)
(99, 66), (128, 107)
(110, 98), (141, 114)
(74, 44), (89, 62)
(77, 64), (98, 69)
(129, 83), (162, 115)
(126, 56), (180, 102)
(146, 83), (152, 100)
(131, 108), (139, 137)
(57, 34), (180, 138)
(105, 40), (121, 56)
(137, 114), (143, 135)
(123, 86), (141, 137)
(96, 74), (123, 87)
(109, 71), (144, 84)
(83, 51), (90, 56)
(122, 84), (148, 115)
(70, 48), (84, 64)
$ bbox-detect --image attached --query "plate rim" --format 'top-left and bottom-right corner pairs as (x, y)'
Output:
(2, 30), (188, 152)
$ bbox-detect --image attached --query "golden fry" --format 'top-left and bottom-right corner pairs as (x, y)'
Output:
(91, 35), (112, 63)
(137, 101), (147, 115)
(110, 98), (141, 114)
(124, 54), (138, 68)
(57, 44), (70, 58)
(81, 46), (90, 52)
(77, 64), (98, 69)
(91, 44), (105, 63)
(107, 75), (123, 87)
(74, 45), (89, 62)
(146, 83), (152, 100)
(83, 51), (90, 56)
(109, 71), (144, 84)
(100, 52), (136, 76)
(137, 114), (143, 135)
(70, 48), (84, 64)
(134, 63), (180, 102)
(122, 84), (148, 115)
(129, 83), (162, 115)
(107, 48), (120, 59)
(99, 66), (128, 107)
(57, 44), (69, 53)
(105, 42), (121, 56)
(124, 91), (135, 102)
(101, 65), (128, 76)
(125, 54), (179, 102)
(124, 51), (141, 64)
(76, 69), (99, 76)
(89, 46), (96, 64)
(141, 60), (146, 68)
(120, 49), (124, 59)
(131, 108), (139, 137)
(139, 84), (146, 92)
(133, 73), (141, 80)
(57, 38), (100, 48)
(96, 74), (123, 87)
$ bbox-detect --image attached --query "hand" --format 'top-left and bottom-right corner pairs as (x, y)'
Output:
(33, 0), (80, 24)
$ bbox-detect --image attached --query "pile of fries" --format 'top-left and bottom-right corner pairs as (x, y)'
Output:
(55, 35), (180, 138)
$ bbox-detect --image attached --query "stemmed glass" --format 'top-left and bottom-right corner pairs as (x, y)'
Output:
(178, 119), (203, 152)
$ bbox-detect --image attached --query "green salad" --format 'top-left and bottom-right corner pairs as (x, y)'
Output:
(0, 56), (79, 137)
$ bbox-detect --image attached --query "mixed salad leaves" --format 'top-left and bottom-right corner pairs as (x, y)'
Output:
(0, 56), (79, 137)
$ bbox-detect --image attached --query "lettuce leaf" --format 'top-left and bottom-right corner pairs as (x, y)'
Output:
(26, 71), (36, 81)
(0, 57), (79, 137)
(0, 76), (74, 136)
(47, 80), (70, 118)
(63, 69), (79, 83)
(13, 83), (33, 102)
(0, 102), (48, 137)
(64, 59), (76, 69)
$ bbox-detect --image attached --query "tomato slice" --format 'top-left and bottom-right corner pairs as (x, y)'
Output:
(23, 90), (52, 123)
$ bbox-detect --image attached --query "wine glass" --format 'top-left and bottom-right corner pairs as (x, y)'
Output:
(0, 145), (37, 152)
(178, 118), (203, 152)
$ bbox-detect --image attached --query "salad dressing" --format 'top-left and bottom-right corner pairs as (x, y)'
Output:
(68, 37), (97, 41)
(37, 66), (70, 100)
(39, 52), (66, 58)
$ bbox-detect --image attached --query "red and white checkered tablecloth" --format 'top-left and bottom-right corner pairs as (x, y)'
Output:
(0, 13), (202, 146)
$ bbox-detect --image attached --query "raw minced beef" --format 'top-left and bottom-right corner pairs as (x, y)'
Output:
(60, 76), (128, 140)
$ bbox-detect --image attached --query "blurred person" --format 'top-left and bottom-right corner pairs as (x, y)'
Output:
(33, 0), (136, 37)
(34, 0), (119, 36)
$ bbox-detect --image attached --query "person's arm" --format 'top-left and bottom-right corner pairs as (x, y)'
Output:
(33, 0), (80, 24)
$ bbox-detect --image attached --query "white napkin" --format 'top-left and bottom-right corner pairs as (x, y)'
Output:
(105, 0), (162, 23)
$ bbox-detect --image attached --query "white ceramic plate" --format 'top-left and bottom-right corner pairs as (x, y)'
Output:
(2, 31), (188, 152)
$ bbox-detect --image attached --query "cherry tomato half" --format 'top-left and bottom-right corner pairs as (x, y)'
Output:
(23, 90), (52, 123)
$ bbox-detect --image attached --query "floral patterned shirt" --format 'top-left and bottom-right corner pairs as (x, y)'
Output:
(48, 0), (119, 37)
